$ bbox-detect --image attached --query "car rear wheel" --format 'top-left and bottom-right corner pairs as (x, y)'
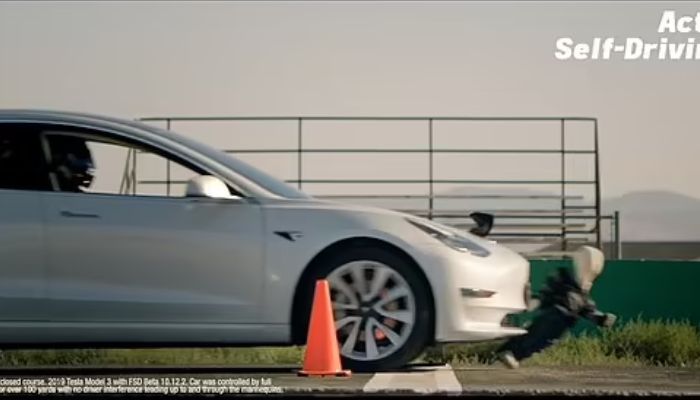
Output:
(301, 245), (433, 372)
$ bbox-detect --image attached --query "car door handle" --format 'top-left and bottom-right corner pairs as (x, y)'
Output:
(60, 210), (101, 219)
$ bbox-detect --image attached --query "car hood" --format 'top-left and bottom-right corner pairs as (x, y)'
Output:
(255, 196), (497, 247)
(256, 196), (409, 217)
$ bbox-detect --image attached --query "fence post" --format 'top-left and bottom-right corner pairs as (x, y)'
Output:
(428, 118), (434, 220)
(131, 144), (137, 195)
(298, 118), (303, 190)
(560, 119), (566, 251)
(594, 119), (602, 249)
(166, 119), (171, 196)
(615, 210), (622, 259)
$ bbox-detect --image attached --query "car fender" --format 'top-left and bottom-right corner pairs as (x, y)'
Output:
(259, 210), (446, 334)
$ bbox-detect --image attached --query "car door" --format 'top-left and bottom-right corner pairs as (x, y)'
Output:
(0, 123), (49, 322)
(38, 125), (266, 325)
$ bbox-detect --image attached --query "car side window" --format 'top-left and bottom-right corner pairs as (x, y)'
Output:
(0, 124), (52, 191)
(43, 130), (206, 198)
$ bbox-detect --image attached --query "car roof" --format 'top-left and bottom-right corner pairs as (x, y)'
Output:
(0, 109), (145, 129)
(0, 109), (202, 151)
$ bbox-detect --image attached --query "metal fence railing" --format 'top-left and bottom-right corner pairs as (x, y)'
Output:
(136, 116), (622, 259)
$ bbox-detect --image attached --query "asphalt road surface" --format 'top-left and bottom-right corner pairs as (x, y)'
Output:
(0, 364), (699, 396)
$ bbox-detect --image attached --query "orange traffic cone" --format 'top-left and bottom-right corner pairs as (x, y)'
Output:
(298, 279), (351, 377)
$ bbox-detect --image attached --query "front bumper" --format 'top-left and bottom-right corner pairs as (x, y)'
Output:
(412, 242), (530, 342)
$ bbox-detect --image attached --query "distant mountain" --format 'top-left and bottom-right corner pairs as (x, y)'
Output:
(602, 190), (700, 241)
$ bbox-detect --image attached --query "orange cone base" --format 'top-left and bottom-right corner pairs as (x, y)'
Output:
(297, 369), (351, 378)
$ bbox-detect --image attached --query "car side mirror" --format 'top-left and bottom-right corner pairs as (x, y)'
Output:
(469, 212), (494, 237)
(186, 175), (239, 200)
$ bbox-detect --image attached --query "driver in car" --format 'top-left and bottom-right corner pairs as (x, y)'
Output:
(48, 136), (95, 192)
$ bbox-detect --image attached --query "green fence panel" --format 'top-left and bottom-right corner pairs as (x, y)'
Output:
(525, 260), (700, 333)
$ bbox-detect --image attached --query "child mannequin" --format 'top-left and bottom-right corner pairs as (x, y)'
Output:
(496, 246), (617, 369)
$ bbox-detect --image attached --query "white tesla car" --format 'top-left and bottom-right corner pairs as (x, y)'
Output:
(0, 110), (529, 371)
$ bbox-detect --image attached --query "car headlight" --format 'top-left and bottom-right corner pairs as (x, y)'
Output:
(406, 218), (491, 257)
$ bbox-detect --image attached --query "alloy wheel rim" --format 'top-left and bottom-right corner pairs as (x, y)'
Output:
(326, 261), (416, 362)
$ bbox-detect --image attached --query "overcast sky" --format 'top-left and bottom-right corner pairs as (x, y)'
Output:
(1, 1), (699, 203)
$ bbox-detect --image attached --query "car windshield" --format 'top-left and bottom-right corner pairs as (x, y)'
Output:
(139, 123), (310, 199)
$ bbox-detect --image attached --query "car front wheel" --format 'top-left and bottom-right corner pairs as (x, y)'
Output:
(304, 246), (433, 372)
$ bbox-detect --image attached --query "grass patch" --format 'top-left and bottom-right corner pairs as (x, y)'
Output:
(0, 347), (304, 368)
(423, 318), (700, 368)
(0, 319), (697, 368)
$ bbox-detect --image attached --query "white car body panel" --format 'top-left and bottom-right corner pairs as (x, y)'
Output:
(42, 191), (265, 324)
(260, 199), (528, 342)
(0, 110), (529, 347)
(0, 190), (47, 321)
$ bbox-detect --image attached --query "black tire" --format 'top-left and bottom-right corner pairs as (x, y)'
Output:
(296, 244), (433, 372)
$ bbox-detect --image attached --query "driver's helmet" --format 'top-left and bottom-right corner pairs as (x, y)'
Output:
(50, 136), (95, 192)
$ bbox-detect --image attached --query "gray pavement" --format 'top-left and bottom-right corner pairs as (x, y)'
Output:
(452, 365), (700, 396)
(1, 364), (699, 395)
